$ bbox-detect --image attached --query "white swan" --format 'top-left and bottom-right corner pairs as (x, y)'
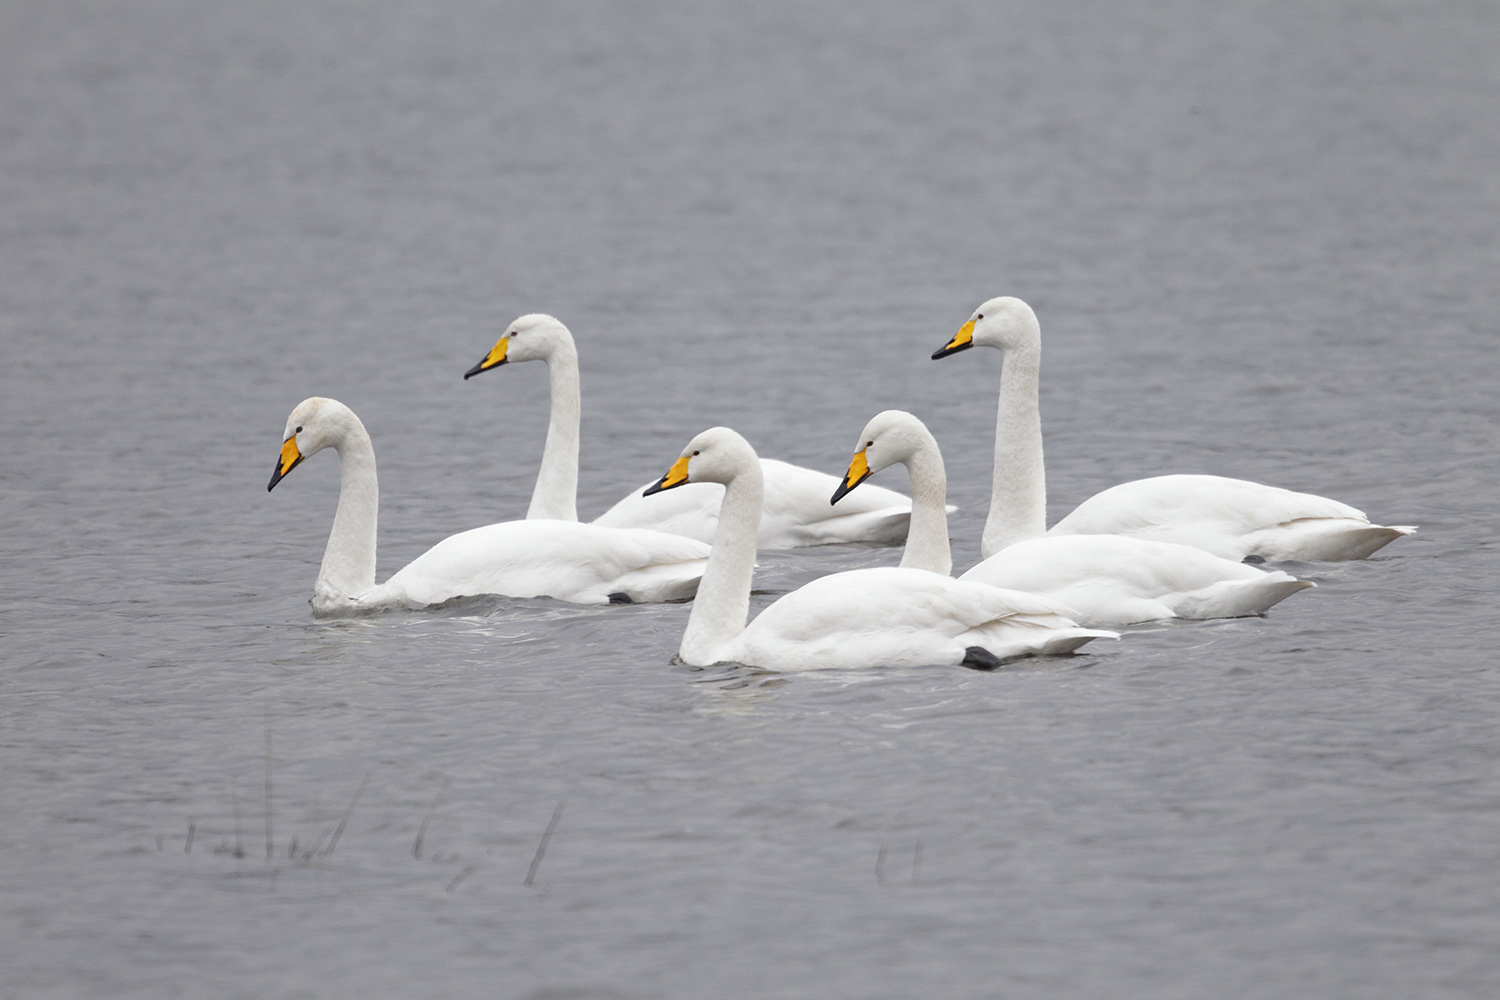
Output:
(464, 314), (927, 548)
(932, 296), (1416, 562)
(833, 410), (1315, 627)
(267, 397), (709, 613)
(645, 426), (1113, 670)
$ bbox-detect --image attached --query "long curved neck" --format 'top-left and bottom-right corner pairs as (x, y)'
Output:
(983, 340), (1047, 558)
(680, 462), (763, 664)
(319, 424), (380, 600)
(527, 344), (580, 521)
(898, 439), (952, 576)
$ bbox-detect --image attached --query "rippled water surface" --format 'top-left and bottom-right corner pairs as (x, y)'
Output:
(3, 2), (1499, 997)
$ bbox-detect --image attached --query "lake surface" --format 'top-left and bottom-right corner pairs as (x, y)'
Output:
(2, 1), (1498, 997)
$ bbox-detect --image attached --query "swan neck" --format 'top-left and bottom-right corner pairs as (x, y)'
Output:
(319, 423), (380, 601)
(680, 463), (763, 664)
(984, 340), (1046, 558)
(527, 345), (580, 521)
(897, 441), (952, 576)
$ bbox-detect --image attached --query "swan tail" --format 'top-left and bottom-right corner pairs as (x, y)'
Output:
(1172, 575), (1315, 620)
(607, 559), (708, 604)
(1038, 629), (1118, 656)
(963, 628), (1117, 665)
(961, 629), (1116, 670)
(1250, 520), (1416, 562)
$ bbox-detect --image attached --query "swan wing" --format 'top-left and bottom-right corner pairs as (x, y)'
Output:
(383, 520), (709, 606)
(728, 567), (1112, 671)
(961, 534), (1313, 625)
(593, 480), (724, 543)
(757, 459), (917, 548)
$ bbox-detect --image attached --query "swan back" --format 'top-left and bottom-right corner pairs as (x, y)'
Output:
(1047, 474), (1413, 561)
(729, 567), (1112, 671)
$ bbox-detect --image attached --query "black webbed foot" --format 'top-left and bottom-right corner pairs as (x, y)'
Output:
(961, 646), (1006, 672)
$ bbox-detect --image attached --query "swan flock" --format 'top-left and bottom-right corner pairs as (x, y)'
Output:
(267, 299), (1413, 669)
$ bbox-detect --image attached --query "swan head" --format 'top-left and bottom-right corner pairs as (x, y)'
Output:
(832, 410), (934, 504)
(464, 313), (574, 379)
(644, 427), (757, 495)
(932, 296), (1039, 359)
(267, 397), (356, 492)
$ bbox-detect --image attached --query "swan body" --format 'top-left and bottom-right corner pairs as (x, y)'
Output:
(268, 397), (709, 614)
(466, 314), (927, 548)
(961, 535), (1313, 625)
(723, 567), (1111, 670)
(835, 410), (1314, 627)
(1047, 474), (1415, 562)
(368, 520), (709, 609)
(648, 427), (1112, 670)
(932, 296), (1414, 562)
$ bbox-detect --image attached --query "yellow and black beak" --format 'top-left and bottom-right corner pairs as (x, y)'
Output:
(643, 455), (692, 496)
(463, 336), (510, 379)
(267, 436), (304, 492)
(931, 319), (976, 360)
(831, 450), (872, 505)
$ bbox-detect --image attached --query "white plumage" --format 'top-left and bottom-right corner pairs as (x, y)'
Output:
(1047, 474), (1415, 562)
(933, 296), (1415, 562)
(649, 426), (1113, 670)
(372, 520), (709, 609)
(725, 567), (1108, 671)
(269, 397), (708, 614)
(466, 314), (926, 549)
(595, 458), (917, 548)
(836, 410), (1314, 627)
(961, 535), (1313, 625)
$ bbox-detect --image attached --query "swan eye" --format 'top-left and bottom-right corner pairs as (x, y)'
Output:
(692, 450), (700, 456)
(976, 313), (984, 320)
(866, 441), (873, 448)
(295, 426), (303, 433)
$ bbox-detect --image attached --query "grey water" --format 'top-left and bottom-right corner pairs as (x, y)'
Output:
(2, 1), (1498, 996)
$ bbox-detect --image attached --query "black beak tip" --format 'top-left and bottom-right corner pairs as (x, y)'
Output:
(931, 341), (972, 361)
(268, 455), (299, 492)
(831, 473), (866, 506)
(463, 362), (485, 380)
(642, 481), (664, 497)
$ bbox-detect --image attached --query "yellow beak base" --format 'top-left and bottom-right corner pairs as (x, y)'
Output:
(644, 455), (692, 497)
(932, 319), (976, 360)
(831, 450), (872, 505)
(464, 337), (510, 379)
(268, 436), (304, 492)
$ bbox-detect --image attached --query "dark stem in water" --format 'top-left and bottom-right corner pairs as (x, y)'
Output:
(322, 768), (373, 859)
(524, 800), (566, 887)
(264, 708), (274, 862)
(412, 776), (451, 859)
(230, 776), (244, 859)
